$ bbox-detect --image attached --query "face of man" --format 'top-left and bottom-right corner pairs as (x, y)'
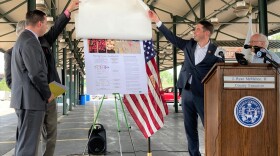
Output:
(38, 16), (48, 37)
(193, 24), (209, 42)
(249, 35), (265, 49)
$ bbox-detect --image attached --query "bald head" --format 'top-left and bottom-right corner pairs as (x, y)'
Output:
(16, 20), (26, 36)
(250, 33), (269, 49)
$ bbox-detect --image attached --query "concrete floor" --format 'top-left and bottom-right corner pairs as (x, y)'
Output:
(0, 99), (205, 156)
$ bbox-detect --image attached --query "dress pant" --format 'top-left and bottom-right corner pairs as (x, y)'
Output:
(41, 99), (57, 156)
(15, 109), (45, 156)
(181, 88), (204, 156)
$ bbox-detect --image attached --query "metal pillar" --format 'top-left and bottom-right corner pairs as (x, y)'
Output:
(81, 73), (84, 95)
(79, 71), (84, 95)
(62, 48), (68, 115)
(200, 0), (205, 20)
(69, 58), (73, 111)
(73, 65), (77, 106)
(27, 0), (36, 11)
(77, 71), (80, 104)
(258, 0), (268, 36)
(173, 16), (178, 113)
(156, 32), (160, 70)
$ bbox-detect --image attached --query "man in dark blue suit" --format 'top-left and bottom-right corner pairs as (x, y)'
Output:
(148, 10), (224, 156)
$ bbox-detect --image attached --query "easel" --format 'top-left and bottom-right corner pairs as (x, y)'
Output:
(83, 93), (132, 155)
(92, 93), (130, 131)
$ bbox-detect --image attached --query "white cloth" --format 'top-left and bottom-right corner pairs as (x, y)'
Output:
(76, 0), (152, 40)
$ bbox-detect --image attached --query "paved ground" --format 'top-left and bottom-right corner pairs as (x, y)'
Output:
(0, 99), (205, 156)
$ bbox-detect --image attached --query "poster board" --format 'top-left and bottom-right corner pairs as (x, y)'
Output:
(83, 39), (148, 95)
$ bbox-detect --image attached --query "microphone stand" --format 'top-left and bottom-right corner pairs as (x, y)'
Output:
(255, 48), (280, 70)
(263, 55), (279, 70)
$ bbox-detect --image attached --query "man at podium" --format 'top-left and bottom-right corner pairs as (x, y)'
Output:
(249, 33), (280, 63)
(148, 10), (224, 156)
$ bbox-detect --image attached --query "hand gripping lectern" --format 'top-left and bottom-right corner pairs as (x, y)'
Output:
(203, 63), (280, 156)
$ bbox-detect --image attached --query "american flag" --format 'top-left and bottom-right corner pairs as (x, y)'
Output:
(123, 40), (168, 138)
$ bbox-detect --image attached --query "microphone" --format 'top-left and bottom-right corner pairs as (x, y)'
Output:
(243, 44), (261, 53)
(243, 44), (252, 49)
(256, 50), (266, 58)
(218, 51), (225, 60)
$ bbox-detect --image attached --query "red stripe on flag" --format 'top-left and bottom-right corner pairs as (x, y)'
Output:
(125, 94), (155, 136)
(140, 94), (162, 130)
(123, 95), (149, 138)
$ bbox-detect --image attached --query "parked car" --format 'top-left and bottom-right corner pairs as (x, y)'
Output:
(161, 87), (181, 103)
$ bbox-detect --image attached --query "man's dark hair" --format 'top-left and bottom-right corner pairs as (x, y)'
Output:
(198, 20), (214, 35)
(26, 10), (46, 26)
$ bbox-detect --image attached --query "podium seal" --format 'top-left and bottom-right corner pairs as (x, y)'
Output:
(234, 96), (265, 128)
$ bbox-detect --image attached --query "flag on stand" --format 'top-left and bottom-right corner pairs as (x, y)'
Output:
(123, 40), (168, 138)
(242, 14), (254, 62)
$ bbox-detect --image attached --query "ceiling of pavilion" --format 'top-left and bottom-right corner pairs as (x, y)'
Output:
(1, 0), (280, 71)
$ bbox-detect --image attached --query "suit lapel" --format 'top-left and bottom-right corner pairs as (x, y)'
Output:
(202, 43), (216, 62)
(189, 42), (196, 65)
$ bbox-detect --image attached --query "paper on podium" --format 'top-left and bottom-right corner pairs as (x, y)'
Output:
(75, 0), (152, 40)
(49, 81), (66, 98)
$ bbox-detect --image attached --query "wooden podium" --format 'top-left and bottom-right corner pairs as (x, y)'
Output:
(203, 63), (280, 156)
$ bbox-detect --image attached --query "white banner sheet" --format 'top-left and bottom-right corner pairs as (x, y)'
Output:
(76, 0), (152, 40)
(83, 39), (148, 95)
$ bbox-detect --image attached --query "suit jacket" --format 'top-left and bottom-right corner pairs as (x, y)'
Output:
(11, 30), (51, 110)
(39, 13), (70, 84)
(158, 24), (224, 97)
(4, 48), (12, 89)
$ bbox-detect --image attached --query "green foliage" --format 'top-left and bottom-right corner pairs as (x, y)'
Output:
(269, 33), (280, 40)
(0, 78), (10, 91)
(160, 70), (173, 88)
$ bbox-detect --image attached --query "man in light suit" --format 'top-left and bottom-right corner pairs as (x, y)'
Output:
(249, 33), (280, 63)
(148, 10), (224, 156)
(11, 10), (54, 156)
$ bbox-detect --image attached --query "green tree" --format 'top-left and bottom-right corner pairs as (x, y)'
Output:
(269, 33), (280, 40)
(160, 70), (173, 88)
(0, 78), (10, 91)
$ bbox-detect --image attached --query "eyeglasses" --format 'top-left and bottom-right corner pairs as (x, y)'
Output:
(249, 40), (264, 43)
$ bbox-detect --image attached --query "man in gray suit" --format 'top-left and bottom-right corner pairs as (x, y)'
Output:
(11, 10), (54, 156)
(5, 1), (78, 155)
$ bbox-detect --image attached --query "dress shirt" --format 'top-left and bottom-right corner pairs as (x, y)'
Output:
(194, 42), (210, 65)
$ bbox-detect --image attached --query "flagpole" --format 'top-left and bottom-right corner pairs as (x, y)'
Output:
(147, 137), (152, 156)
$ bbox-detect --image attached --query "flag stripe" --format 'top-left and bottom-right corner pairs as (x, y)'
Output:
(124, 95), (151, 138)
(130, 94), (154, 134)
(147, 59), (168, 114)
(147, 77), (167, 116)
(141, 92), (163, 129)
(135, 95), (158, 132)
